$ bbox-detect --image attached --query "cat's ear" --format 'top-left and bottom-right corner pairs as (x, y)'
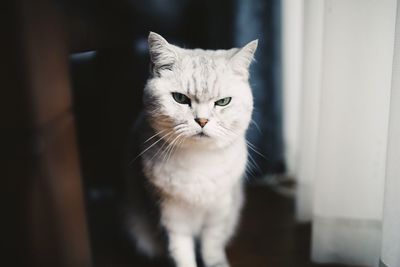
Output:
(230, 39), (258, 78)
(148, 32), (177, 75)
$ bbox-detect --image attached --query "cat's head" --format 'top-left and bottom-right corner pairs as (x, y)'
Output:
(143, 32), (257, 149)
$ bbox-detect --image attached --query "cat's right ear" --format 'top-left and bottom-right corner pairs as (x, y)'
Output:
(148, 32), (177, 75)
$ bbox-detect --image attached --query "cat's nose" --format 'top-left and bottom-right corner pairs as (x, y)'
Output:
(194, 118), (208, 128)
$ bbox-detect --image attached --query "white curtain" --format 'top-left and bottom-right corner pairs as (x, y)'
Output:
(296, 0), (324, 222)
(281, 0), (304, 176)
(289, 0), (400, 266)
(380, 2), (400, 266)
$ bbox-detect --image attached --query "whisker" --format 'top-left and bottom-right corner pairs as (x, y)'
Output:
(248, 152), (262, 173)
(165, 133), (185, 164)
(215, 124), (232, 137)
(152, 128), (186, 162)
(243, 164), (255, 182)
(217, 123), (265, 178)
(217, 123), (238, 137)
(250, 119), (262, 133)
(173, 123), (187, 131)
(162, 134), (181, 162)
(130, 131), (174, 164)
(143, 129), (167, 144)
(246, 140), (267, 159)
(151, 131), (181, 161)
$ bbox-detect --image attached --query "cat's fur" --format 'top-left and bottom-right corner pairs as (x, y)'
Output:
(123, 32), (257, 267)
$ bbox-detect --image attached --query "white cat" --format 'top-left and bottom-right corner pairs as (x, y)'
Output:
(124, 32), (257, 267)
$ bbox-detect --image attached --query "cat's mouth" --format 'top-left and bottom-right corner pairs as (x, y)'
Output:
(193, 132), (209, 138)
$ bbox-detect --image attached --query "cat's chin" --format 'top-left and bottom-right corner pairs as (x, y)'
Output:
(186, 134), (214, 146)
(181, 135), (233, 150)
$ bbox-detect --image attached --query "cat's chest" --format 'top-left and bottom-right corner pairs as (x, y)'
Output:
(144, 142), (247, 205)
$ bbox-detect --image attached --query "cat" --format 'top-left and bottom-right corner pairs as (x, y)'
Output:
(123, 32), (257, 267)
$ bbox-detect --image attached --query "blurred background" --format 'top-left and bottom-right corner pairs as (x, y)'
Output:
(1, 0), (400, 267)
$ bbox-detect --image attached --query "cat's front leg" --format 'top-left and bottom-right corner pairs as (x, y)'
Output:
(167, 232), (197, 267)
(200, 225), (231, 267)
(201, 189), (243, 267)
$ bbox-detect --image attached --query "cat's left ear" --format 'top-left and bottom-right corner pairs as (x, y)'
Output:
(230, 39), (258, 79)
(148, 32), (178, 75)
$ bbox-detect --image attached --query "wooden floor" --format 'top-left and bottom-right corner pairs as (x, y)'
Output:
(88, 185), (353, 267)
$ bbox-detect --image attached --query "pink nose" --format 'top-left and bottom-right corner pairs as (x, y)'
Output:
(195, 118), (208, 128)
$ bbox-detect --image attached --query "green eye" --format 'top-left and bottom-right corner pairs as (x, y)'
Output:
(215, 97), (232, 106)
(172, 92), (191, 105)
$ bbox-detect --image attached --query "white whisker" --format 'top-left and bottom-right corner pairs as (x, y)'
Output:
(143, 129), (167, 144)
(250, 119), (262, 133)
(163, 134), (182, 162)
(130, 131), (174, 164)
(246, 140), (267, 159)
(248, 152), (262, 173)
(164, 133), (185, 164)
(151, 132), (179, 161)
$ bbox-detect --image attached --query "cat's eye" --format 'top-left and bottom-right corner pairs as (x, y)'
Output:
(172, 92), (191, 105)
(215, 97), (232, 106)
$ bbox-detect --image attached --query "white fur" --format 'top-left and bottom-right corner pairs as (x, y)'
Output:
(128, 32), (257, 267)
